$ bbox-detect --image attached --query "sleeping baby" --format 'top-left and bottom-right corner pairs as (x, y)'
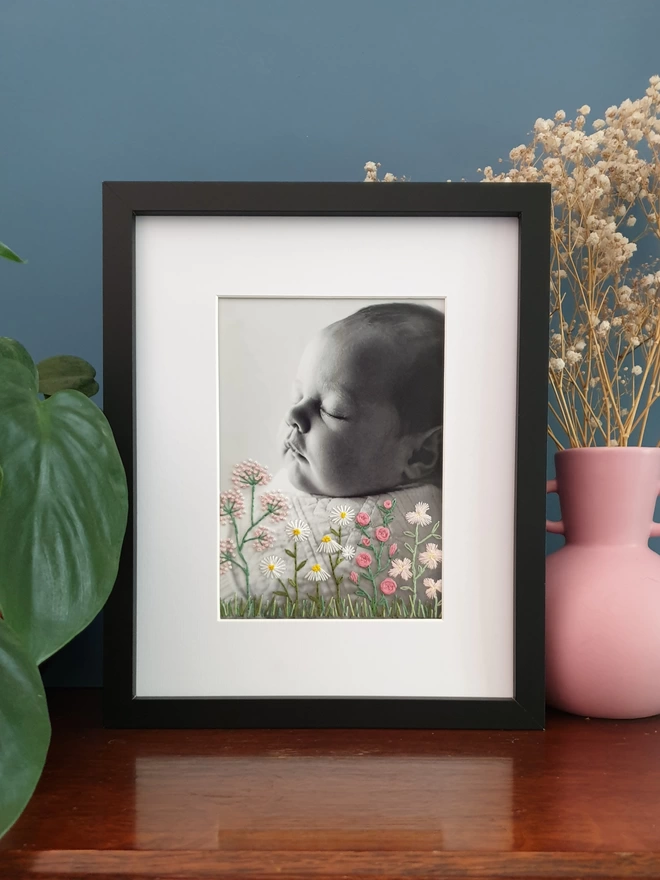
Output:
(221, 302), (444, 611)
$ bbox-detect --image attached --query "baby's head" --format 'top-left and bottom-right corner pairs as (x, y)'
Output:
(282, 302), (444, 497)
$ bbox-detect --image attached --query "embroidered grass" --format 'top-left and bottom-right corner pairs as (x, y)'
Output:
(219, 594), (442, 619)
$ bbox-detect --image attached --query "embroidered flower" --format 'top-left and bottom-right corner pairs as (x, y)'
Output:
(329, 504), (355, 526)
(389, 543), (398, 558)
(232, 459), (272, 489)
(220, 489), (245, 521)
(382, 499), (393, 510)
(379, 578), (397, 596)
(341, 544), (356, 561)
(632, 365), (643, 376)
(361, 536), (371, 547)
(419, 543), (442, 570)
(349, 571), (359, 584)
(355, 512), (371, 527)
(389, 557), (412, 581)
(260, 492), (290, 523)
(219, 539), (235, 575)
(317, 534), (342, 554)
(424, 578), (442, 599)
(356, 552), (372, 569)
(285, 519), (311, 543)
(405, 502), (432, 527)
(250, 527), (275, 552)
(260, 555), (286, 579)
(374, 526), (390, 542)
(306, 563), (330, 582)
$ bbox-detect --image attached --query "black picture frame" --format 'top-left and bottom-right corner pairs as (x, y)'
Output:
(102, 181), (550, 730)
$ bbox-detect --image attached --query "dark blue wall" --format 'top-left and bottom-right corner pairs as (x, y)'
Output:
(2, 0), (659, 684)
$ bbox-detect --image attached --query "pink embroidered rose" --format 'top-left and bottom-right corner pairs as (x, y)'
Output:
(379, 578), (397, 596)
(349, 571), (359, 584)
(375, 526), (390, 542)
(389, 543), (397, 557)
(361, 536), (371, 547)
(356, 552), (372, 569)
(356, 512), (371, 527)
(383, 499), (393, 510)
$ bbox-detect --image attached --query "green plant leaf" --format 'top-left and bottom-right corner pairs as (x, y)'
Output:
(355, 588), (370, 599)
(0, 338), (39, 388)
(0, 617), (51, 838)
(37, 355), (99, 398)
(295, 561), (307, 571)
(0, 353), (128, 664)
(284, 549), (295, 558)
(273, 590), (288, 598)
(0, 241), (25, 263)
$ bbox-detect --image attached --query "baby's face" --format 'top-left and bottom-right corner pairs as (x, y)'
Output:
(282, 324), (411, 496)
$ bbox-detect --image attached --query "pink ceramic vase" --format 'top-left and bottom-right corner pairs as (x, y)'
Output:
(546, 447), (660, 719)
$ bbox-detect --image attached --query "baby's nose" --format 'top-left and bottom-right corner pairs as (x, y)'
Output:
(286, 401), (310, 433)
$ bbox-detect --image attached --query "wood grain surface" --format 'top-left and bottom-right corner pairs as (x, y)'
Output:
(2, 689), (659, 879)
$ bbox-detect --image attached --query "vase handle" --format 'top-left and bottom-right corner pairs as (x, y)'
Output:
(546, 479), (565, 535)
(651, 482), (660, 538)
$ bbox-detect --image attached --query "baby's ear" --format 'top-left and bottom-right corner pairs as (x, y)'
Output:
(402, 426), (443, 482)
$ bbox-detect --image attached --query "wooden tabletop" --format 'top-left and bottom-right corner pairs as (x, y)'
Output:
(2, 690), (660, 879)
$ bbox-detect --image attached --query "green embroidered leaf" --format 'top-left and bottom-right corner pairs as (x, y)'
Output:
(404, 543), (414, 553)
(284, 549), (295, 558)
(336, 576), (343, 585)
(273, 590), (289, 598)
(403, 531), (415, 537)
(295, 561), (307, 571)
(287, 578), (296, 588)
(432, 521), (440, 533)
(355, 588), (370, 600)
(329, 528), (340, 538)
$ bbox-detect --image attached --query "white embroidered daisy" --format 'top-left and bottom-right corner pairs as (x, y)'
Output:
(389, 557), (413, 582)
(424, 578), (442, 599)
(259, 555), (286, 579)
(285, 519), (311, 543)
(317, 534), (342, 554)
(405, 502), (432, 527)
(341, 544), (356, 561)
(329, 504), (355, 526)
(419, 543), (442, 570)
(306, 563), (330, 582)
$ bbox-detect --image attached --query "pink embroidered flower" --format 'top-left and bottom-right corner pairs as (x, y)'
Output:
(219, 539), (235, 574)
(356, 512), (371, 527)
(389, 543), (398, 558)
(356, 552), (372, 569)
(375, 526), (390, 542)
(220, 489), (245, 521)
(383, 499), (393, 510)
(424, 578), (442, 599)
(379, 578), (397, 596)
(250, 527), (275, 552)
(349, 571), (359, 584)
(260, 492), (290, 523)
(232, 459), (272, 489)
(361, 536), (371, 547)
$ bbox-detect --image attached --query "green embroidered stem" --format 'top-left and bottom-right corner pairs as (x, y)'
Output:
(230, 513), (251, 600)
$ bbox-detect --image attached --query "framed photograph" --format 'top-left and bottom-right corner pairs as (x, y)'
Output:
(103, 181), (550, 729)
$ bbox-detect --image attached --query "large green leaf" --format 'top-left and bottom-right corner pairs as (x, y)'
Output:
(0, 338), (39, 388)
(0, 617), (51, 838)
(0, 350), (128, 663)
(0, 241), (25, 263)
(37, 354), (99, 398)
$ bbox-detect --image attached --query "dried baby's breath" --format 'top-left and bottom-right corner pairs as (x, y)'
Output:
(482, 77), (660, 448)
